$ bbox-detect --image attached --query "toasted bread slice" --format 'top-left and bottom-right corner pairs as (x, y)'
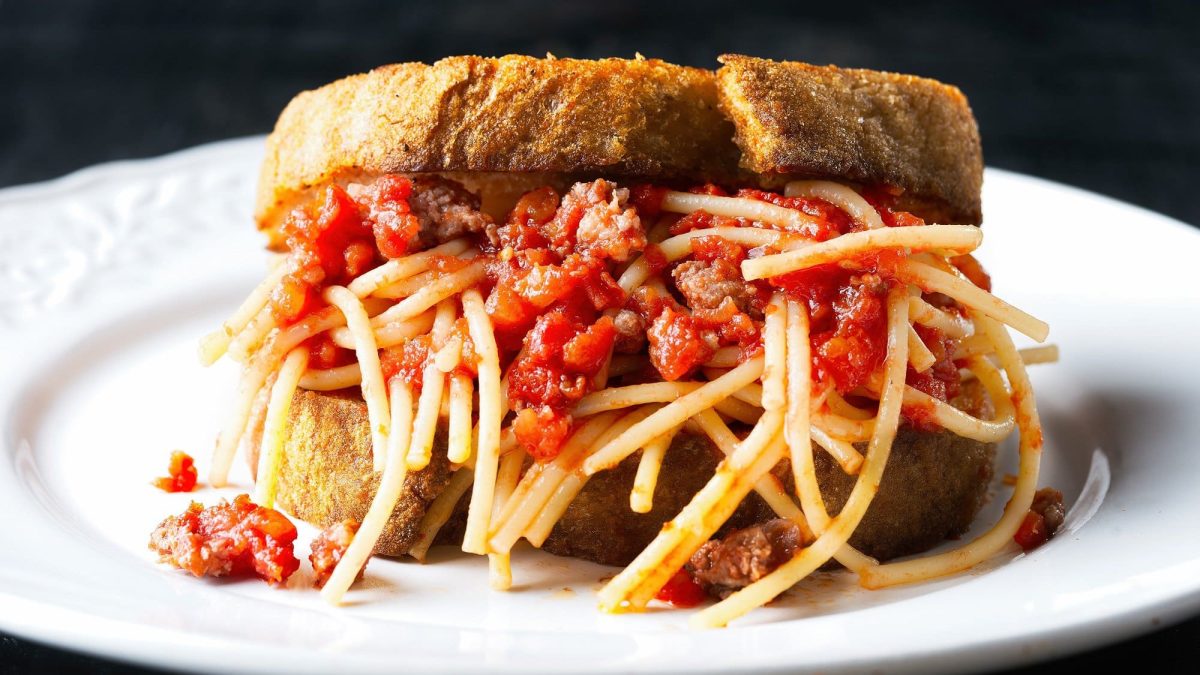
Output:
(717, 55), (983, 224)
(255, 55), (984, 245)
(270, 387), (995, 564)
(255, 55), (738, 242)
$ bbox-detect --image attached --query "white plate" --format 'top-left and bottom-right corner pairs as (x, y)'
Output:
(1, 138), (1198, 674)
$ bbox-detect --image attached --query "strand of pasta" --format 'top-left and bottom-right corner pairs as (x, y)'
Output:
(209, 306), (344, 486)
(704, 346), (742, 368)
(199, 263), (288, 365)
(660, 191), (821, 231)
(629, 421), (680, 514)
(446, 372), (475, 464)
(324, 285), (392, 472)
(321, 379), (413, 605)
(909, 295), (973, 339)
(618, 226), (794, 292)
(488, 448), (526, 590)
(460, 288), (503, 555)
(298, 363), (360, 391)
(370, 260), (486, 329)
(371, 269), (437, 300)
(572, 380), (764, 420)
(346, 238), (471, 297)
(783, 180), (884, 230)
(406, 300), (458, 470)
(859, 313), (1044, 589)
(691, 286), (910, 628)
(907, 325), (937, 372)
(582, 356), (765, 475)
(330, 308), (436, 350)
(240, 375), (274, 480)
(811, 410), (875, 441)
(741, 225), (983, 281)
(762, 294), (788, 412)
(809, 424), (864, 475)
(373, 247), (479, 299)
(252, 347), (309, 509)
(408, 465), (474, 562)
(825, 389), (874, 420)
(896, 260), (1049, 342)
(224, 304), (278, 364)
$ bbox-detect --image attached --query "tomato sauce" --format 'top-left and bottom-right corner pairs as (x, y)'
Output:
(769, 253), (903, 394)
(148, 494), (300, 585)
(309, 519), (361, 589)
(1013, 511), (1049, 551)
(655, 568), (708, 607)
(153, 450), (198, 493)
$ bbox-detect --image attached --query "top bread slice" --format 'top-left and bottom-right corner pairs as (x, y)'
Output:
(255, 54), (982, 245)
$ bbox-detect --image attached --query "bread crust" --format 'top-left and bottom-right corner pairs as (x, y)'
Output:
(255, 54), (985, 244)
(272, 389), (454, 556)
(717, 54), (983, 224)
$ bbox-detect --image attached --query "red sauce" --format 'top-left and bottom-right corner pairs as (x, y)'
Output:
(152, 450), (198, 493)
(304, 332), (354, 371)
(859, 185), (928, 228)
(655, 568), (708, 607)
(736, 189), (853, 240)
(951, 253), (992, 292)
(507, 309), (617, 460)
(270, 176), (429, 326)
(148, 494), (299, 585)
(906, 324), (960, 403)
(380, 334), (434, 394)
(629, 184), (669, 217)
(902, 401), (941, 433)
(309, 519), (361, 589)
(769, 252), (903, 394)
(647, 306), (715, 382)
(1013, 511), (1049, 551)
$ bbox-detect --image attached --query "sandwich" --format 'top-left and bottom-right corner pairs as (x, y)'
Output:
(158, 54), (1061, 628)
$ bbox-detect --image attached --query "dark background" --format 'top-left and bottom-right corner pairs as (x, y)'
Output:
(1, 1), (1197, 672)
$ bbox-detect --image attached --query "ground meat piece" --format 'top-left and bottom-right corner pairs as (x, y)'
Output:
(409, 176), (493, 247)
(672, 259), (760, 316)
(612, 308), (646, 353)
(559, 179), (646, 261)
(1032, 487), (1066, 534)
(309, 519), (361, 589)
(687, 519), (803, 598)
(148, 494), (300, 585)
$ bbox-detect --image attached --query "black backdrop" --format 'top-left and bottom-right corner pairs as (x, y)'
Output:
(1, 1), (1197, 672)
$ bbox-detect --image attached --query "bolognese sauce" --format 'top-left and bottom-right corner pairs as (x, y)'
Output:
(249, 174), (985, 462)
(149, 494), (300, 585)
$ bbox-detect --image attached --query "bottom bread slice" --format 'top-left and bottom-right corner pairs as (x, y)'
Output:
(268, 387), (995, 566)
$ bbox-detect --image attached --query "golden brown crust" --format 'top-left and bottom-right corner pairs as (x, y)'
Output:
(273, 389), (453, 556)
(256, 55), (738, 242)
(717, 54), (984, 224)
(255, 54), (985, 245)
